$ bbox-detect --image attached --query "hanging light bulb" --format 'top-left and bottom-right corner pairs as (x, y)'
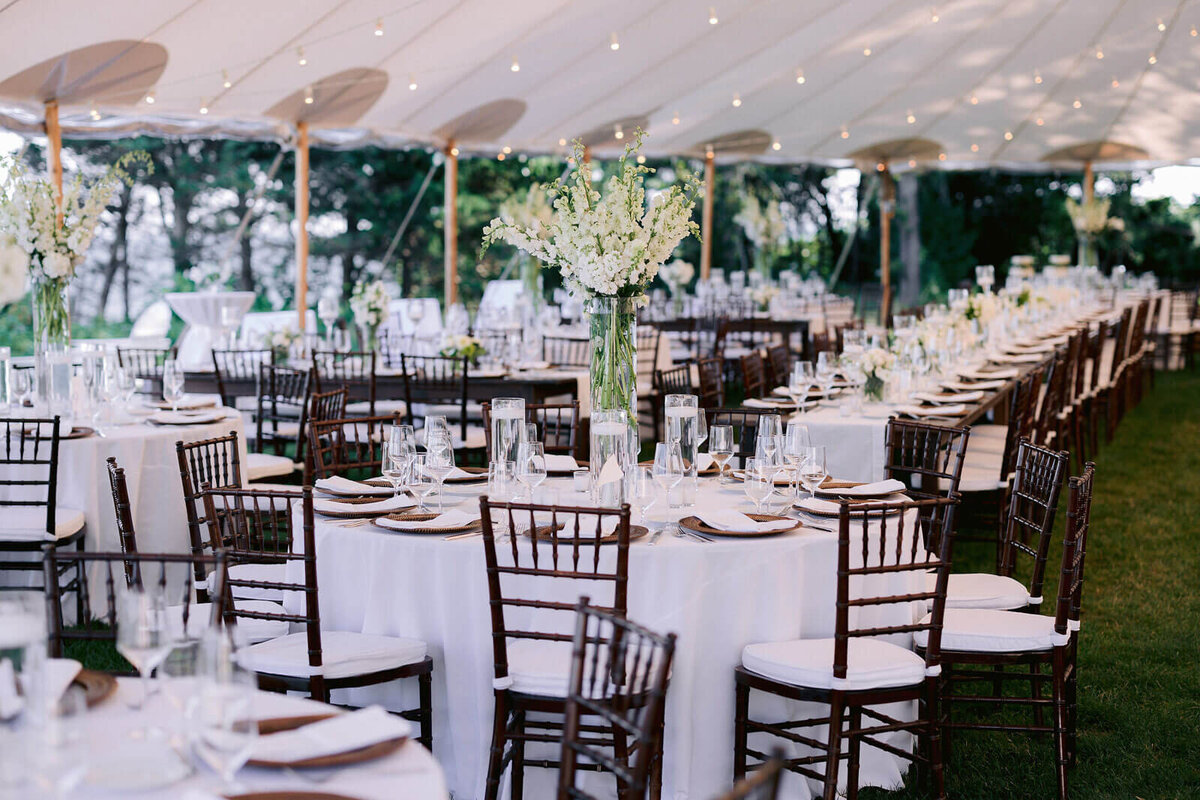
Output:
(708, 6), (718, 25)
(200, 102), (210, 115)
(1095, 46), (1104, 59)
(771, 140), (781, 151)
(908, 158), (917, 168)
(671, 111), (680, 125)
(938, 152), (947, 161)
(497, 152), (506, 161)
(305, 86), (314, 104)
(1111, 76), (1120, 88)
(969, 92), (979, 105)
(510, 56), (520, 72)
(558, 138), (568, 146)
(970, 143), (980, 152)
(795, 68), (806, 85)
(1034, 69), (1043, 84)
(614, 124), (624, 140)
(89, 101), (100, 121)
(1148, 53), (1158, 64)
(1073, 97), (1082, 109)
(863, 45), (872, 56)
(930, 7), (940, 23)
(375, 18), (384, 36)
(1036, 117), (1045, 126)
(503, 146), (512, 154)
(408, 74), (418, 91)
(1157, 18), (1166, 32)
(906, 110), (916, 124)
(222, 69), (232, 89)
(876, 162), (886, 172)
(731, 93), (742, 107)
(144, 90), (156, 104)
(450, 146), (459, 157)
(1003, 130), (1013, 141)
(1191, 25), (1198, 37)
(840, 126), (850, 139)
(610, 32), (619, 51)
(297, 47), (307, 66)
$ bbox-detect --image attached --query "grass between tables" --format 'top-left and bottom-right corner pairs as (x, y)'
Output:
(864, 369), (1200, 799)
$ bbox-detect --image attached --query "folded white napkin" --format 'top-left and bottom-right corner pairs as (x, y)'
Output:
(818, 478), (906, 497)
(959, 367), (1019, 380)
(42, 658), (82, 704)
(796, 497), (842, 516)
(697, 453), (714, 472)
(251, 705), (412, 764)
(543, 454), (580, 471)
(0, 657), (82, 720)
(695, 510), (795, 533)
(314, 476), (395, 497)
(989, 352), (1044, 364)
(1004, 343), (1055, 355)
(314, 495), (415, 515)
(515, 360), (551, 370)
(745, 397), (797, 409)
(149, 410), (226, 426)
(469, 368), (507, 378)
(376, 508), (480, 531)
(439, 466), (479, 480)
(895, 403), (968, 418)
(912, 390), (984, 404)
(597, 455), (623, 487)
(152, 396), (215, 411)
(942, 378), (1006, 392)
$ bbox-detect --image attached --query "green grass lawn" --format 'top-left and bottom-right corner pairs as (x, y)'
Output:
(866, 369), (1200, 799)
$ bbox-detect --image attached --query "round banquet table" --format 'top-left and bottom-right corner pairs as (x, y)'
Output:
(51, 678), (448, 799)
(284, 477), (923, 800)
(166, 291), (256, 371)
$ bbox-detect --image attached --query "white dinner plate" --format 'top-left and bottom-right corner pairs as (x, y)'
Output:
(86, 740), (191, 790)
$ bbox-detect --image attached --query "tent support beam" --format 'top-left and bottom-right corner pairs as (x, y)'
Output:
(879, 165), (894, 324)
(295, 121), (310, 331)
(700, 150), (715, 281)
(444, 140), (458, 306)
(44, 100), (63, 225)
(1083, 161), (1094, 204)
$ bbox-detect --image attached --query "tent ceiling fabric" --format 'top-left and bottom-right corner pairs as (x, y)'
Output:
(0, 0), (1197, 166)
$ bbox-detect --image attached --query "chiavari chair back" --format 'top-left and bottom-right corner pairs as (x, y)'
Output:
(312, 349), (377, 412)
(739, 353), (768, 399)
(636, 328), (661, 386)
(255, 364), (312, 459)
(654, 363), (694, 397)
(764, 344), (790, 388)
(482, 401), (581, 461)
(116, 346), (177, 394)
(400, 353), (471, 441)
(477, 496), (633, 800)
(697, 315), (729, 360)
(175, 432), (243, 599)
(884, 418), (969, 549)
(715, 756), (784, 800)
(543, 336), (591, 369)
(307, 414), (397, 481)
(212, 348), (273, 409)
(1058, 464), (1095, 634)
(557, 598), (677, 800)
(309, 386), (350, 425)
(998, 440), (1068, 602)
(697, 356), (725, 407)
(106, 457), (139, 576)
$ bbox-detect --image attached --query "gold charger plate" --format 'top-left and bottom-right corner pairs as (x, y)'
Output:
(316, 496), (412, 519)
(376, 511), (480, 534)
(679, 514), (801, 538)
(73, 669), (117, 707)
(526, 524), (649, 544)
(246, 713), (406, 769)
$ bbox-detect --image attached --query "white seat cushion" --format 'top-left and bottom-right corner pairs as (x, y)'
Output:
(928, 572), (1032, 611)
(969, 435), (1007, 454)
(169, 599), (290, 643)
(498, 638), (667, 698)
(742, 637), (928, 691)
(208, 562), (290, 602)
(346, 399), (408, 416)
(914, 609), (1070, 653)
(257, 421), (301, 439)
(957, 464), (1007, 493)
(413, 401), (485, 421)
(416, 425), (487, 450)
(0, 507), (86, 542)
(239, 630), (427, 680)
(246, 452), (299, 481)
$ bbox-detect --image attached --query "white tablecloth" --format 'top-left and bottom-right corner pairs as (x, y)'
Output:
(784, 403), (892, 483)
(167, 292), (256, 371)
(284, 477), (922, 799)
(41, 678), (448, 799)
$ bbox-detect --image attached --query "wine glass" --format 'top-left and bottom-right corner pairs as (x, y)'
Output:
(709, 424), (735, 484)
(11, 367), (32, 409)
(784, 421), (811, 500)
(115, 364), (136, 415)
(410, 453), (435, 512)
(29, 685), (89, 799)
(630, 467), (657, 529)
(193, 641), (258, 792)
(799, 445), (828, 500)
(516, 441), (547, 501)
(816, 351), (838, 401)
(381, 440), (405, 497)
(424, 415), (449, 444)
(488, 460), (516, 503)
(755, 415), (781, 472)
(789, 362), (814, 414)
(695, 411), (708, 453)
(424, 431), (456, 511)
(162, 359), (185, 413)
(116, 586), (172, 714)
(742, 458), (772, 514)
(317, 294), (339, 344)
(651, 441), (684, 533)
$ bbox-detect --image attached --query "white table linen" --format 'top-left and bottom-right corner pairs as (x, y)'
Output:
(167, 291), (256, 371)
(284, 477), (923, 799)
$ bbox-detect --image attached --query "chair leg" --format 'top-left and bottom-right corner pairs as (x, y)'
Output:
(821, 693), (846, 800)
(1052, 650), (1070, 800)
(846, 706), (861, 800)
(1066, 657), (1079, 769)
(649, 729), (665, 800)
(484, 691), (510, 800)
(74, 537), (86, 624)
(417, 668), (433, 750)
(510, 709), (526, 800)
(1031, 661), (1044, 728)
(733, 681), (750, 780)
(926, 677), (946, 800)
(612, 723), (630, 800)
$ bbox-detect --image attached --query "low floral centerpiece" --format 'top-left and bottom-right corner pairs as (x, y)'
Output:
(859, 347), (895, 403)
(659, 258), (695, 314)
(268, 325), (302, 360)
(440, 334), (486, 365)
(750, 284), (779, 312)
(1065, 197), (1123, 267)
(482, 130), (700, 423)
(349, 278), (390, 351)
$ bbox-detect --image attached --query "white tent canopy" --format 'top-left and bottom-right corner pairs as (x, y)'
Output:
(1, 0), (1198, 167)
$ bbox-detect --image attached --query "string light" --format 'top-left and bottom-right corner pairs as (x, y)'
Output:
(1036, 117), (1045, 126)
(1073, 97), (1082, 109)
(970, 143), (979, 152)
(502, 145), (512, 154)
(938, 152), (947, 161)
(1003, 130), (1013, 141)
(1157, 18), (1166, 32)
(771, 140), (781, 151)
(200, 102), (209, 114)
(497, 152), (505, 161)
(908, 158), (917, 168)
(708, 6), (718, 25)
(450, 146), (459, 157)
(614, 124), (624, 140)
(930, 7), (940, 23)
(876, 162), (886, 172)
(144, 91), (155, 104)
(1111, 76), (1120, 88)
(636, 154), (646, 164)
(375, 18), (384, 36)
(906, 110), (916, 124)
(1095, 46), (1104, 59)
(304, 86), (314, 104)
(222, 69), (232, 89)
(1191, 25), (1198, 37)
(297, 47), (307, 66)
(1034, 69), (1043, 84)
(610, 32), (619, 51)
(671, 111), (680, 125)
(558, 138), (568, 146)
(863, 46), (872, 56)
(408, 74), (418, 91)
(510, 56), (520, 72)
(840, 126), (850, 139)
(89, 101), (100, 121)
(731, 93), (742, 107)
(795, 68), (806, 85)
(969, 92), (979, 105)
(1148, 53), (1157, 64)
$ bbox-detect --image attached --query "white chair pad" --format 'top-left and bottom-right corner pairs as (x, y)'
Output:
(245, 482), (301, 493)
(498, 638), (666, 698)
(168, 599), (290, 643)
(0, 507), (86, 542)
(239, 630), (427, 680)
(930, 572), (1031, 611)
(246, 452), (298, 481)
(416, 425), (487, 450)
(969, 435), (1007, 454)
(346, 399), (408, 416)
(208, 562), (290, 602)
(257, 421), (301, 439)
(914, 609), (1070, 653)
(742, 637), (927, 691)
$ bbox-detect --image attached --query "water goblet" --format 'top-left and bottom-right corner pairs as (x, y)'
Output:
(742, 458), (772, 514)
(652, 442), (684, 534)
(799, 445), (828, 500)
(709, 424), (735, 484)
(516, 441), (547, 502)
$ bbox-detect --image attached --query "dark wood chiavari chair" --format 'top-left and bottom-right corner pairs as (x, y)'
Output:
(927, 464), (1095, 800)
(309, 386), (350, 425)
(883, 417), (969, 550)
(637, 328), (662, 438)
(735, 495), (960, 800)
(248, 364), (311, 483)
(201, 486), (433, 746)
(543, 336), (592, 369)
(764, 344), (790, 389)
(478, 496), (635, 800)
(557, 597), (676, 800)
(312, 349), (379, 414)
(307, 414), (399, 481)
(400, 353), (478, 446)
(482, 400), (581, 461)
(116, 345), (177, 395)
(738, 352), (768, 400)
(714, 755), (784, 800)
(1122, 299), (1151, 413)
(697, 356), (725, 408)
(211, 348), (274, 410)
(0, 416), (85, 617)
(1094, 308), (1131, 445)
(175, 431), (246, 602)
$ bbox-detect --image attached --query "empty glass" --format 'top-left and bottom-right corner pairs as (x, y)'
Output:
(381, 440), (406, 497)
(709, 424), (735, 483)
(162, 359), (185, 413)
(652, 442), (684, 533)
(193, 635), (258, 791)
(116, 587), (172, 713)
(516, 441), (547, 501)
(784, 421), (810, 498)
(488, 460), (516, 502)
(789, 362), (814, 414)
(424, 432), (456, 511)
(742, 458), (773, 514)
(799, 445), (828, 499)
(630, 467), (657, 530)
(410, 454), (436, 512)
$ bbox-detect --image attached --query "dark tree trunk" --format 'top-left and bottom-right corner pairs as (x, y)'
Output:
(898, 172), (921, 308)
(96, 184), (132, 318)
(163, 186), (194, 276)
(239, 227), (254, 291)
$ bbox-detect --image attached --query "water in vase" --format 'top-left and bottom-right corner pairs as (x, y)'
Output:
(490, 398), (525, 466)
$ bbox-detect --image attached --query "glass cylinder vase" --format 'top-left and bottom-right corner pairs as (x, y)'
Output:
(587, 296), (638, 426)
(31, 277), (71, 409)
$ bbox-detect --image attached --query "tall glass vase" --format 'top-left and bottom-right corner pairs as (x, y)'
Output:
(587, 296), (638, 428)
(31, 277), (71, 408)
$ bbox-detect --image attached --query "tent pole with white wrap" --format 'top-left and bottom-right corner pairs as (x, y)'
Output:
(43, 99), (62, 223)
(444, 140), (458, 306)
(700, 149), (715, 281)
(295, 121), (310, 331)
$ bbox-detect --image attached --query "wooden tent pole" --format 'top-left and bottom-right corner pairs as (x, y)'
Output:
(294, 121), (310, 331)
(44, 100), (63, 226)
(879, 164), (894, 324)
(443, 140), (459, 306)
(1083, 160), (1095, 204)
(700, 149), (715, 280)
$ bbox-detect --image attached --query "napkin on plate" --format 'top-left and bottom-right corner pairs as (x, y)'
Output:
(942, 379), (1006, 392)
(440, 466), (482, 480)
(597, 455), (623, 488)
(744, 397), (796, 409)
(989, 352), (1044, 364)
(1, 658), (82, 720)
(795, 497), (843, 516)
(959, 367), (1019, 381)
(376, 508), (480, 531)
(696, 453), (714, 472)
(314, 495), (415, 515)
(314, 476), (395, 496)
(818, 478), (906, 497)
(1004, 343), (1055, 355)
(912, 390), (984, 404)
(543, 454), (580, 471)
(894, 404), (968, 418)
(695, 510), (795, 533)
(149, 410), (226, 426)
(250, 705), (412, 764)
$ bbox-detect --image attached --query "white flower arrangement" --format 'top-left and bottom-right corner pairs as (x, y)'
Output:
(734, 195), (788, 252)
(349, 279), (390, 327)
(268, 325), (301, 353)
(1064, 197), (1124, 236)
(658, 259), (695, 294)
(964, 292), (1000, 324)
(481, 129), (701, 299)
(440, 334), (486, 362)
(499, 182), (555, 233)
(750, 284), (779, 310)
(1048, 254), (1072, 266)
(186, 262), (231, 291)
(0, 241), (29, 306)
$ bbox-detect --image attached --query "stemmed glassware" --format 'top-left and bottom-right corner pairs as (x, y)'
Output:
(754, 414), (782, 480)
(630, 467), (657, 529)
(742, 458), (772, 514)
(651, 441), (684, 534)
(193, 632), (259, 793)
(695, 411), (708, 454)
(815, 352), (838, 402)
(317, 294), (339, 345)
(116, 586), (173, 714)
(424, 431), (456, 511)
(381, 439), (406, 498)
(410, 454), (436, 512)
(516, 440), (547, 501)
(798, 445), (828, 500)
(783, 421), (810, 500)
(788, 362), (814, 415)
(709, 424), (734, 483)
(162, 359), (185, 413)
